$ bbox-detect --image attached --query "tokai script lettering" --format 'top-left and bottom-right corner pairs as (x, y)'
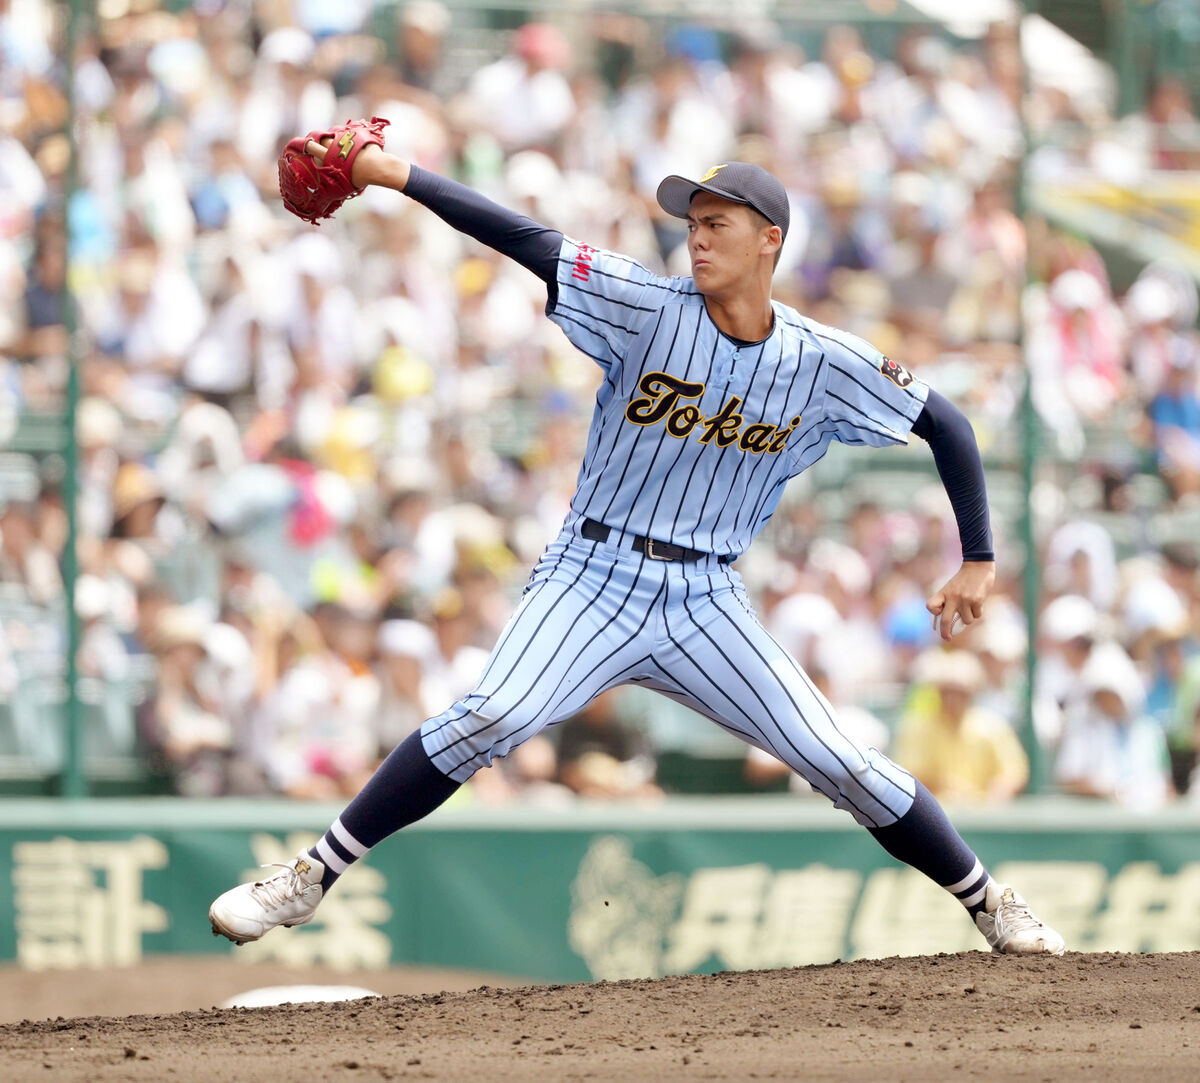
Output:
(624, 371), (800, 454)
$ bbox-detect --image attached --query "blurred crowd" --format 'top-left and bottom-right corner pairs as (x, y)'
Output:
(2, 0), (1200, 808)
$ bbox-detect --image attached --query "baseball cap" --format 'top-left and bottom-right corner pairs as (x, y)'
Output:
(656, 162), (790, 243)
(1040, 594), (1097, 643)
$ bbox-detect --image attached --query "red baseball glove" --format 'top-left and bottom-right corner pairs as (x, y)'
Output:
(277, 116), (390, 225)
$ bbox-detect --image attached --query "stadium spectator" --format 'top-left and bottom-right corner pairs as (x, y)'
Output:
(971, 596), (1027, 730)
(1127, 74), (1200, 171)
(1124, 271), (1195, 402)
(893, 650), (1029, 805)
(16, 237), (66, 362)
(248, 611), (380, 799)
(74, 574), (128, 683)
(0, 498), (61, 605)
(1054, 642), (1172, 810)
(393, 1), (452, 95)
(0, 0), (1193, 807)
(556, 691), (661, 801)
(1043, 519), (1118, 612)
(1026, 268), (1125, 458)
(465, 23), (574, 155)
(145, 604), (232, 796)
(1146, 340), (1200, 500)
(1033, 593), (1100, 747)
(374, 617), (448, 752)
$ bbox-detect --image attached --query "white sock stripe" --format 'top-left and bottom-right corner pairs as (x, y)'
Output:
(331, 819), (368, 858)
(959, 883), (988, 909)
(316, 838), (349, 875)
(945, 859), (985, 896)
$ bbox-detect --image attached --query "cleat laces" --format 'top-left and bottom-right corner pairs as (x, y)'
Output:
(994, 889), (1044, 940)
(249, 863), (306, 911)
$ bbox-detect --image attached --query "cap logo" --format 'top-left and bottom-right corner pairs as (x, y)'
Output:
(699, 164), (728, 183)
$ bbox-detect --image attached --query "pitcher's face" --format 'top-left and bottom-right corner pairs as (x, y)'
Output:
(686, 191), (777, 296)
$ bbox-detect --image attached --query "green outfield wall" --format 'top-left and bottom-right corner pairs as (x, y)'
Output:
(2, 797), (1199, 981)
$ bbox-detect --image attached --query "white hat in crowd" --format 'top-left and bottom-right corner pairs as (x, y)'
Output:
(401, 0), (451, 35)
(1040, 594), (1097, 643)
(378, 619), (438, 662)
(1125, 277), (1177, 326)
(914, 649), (985, 693)
(1049, 269), (1105, 312)
(259, 27), (315, 67)
(1122, 576), (1188, 641)
(1080, 641), (1144, 713)
(74, 574), (111, 622)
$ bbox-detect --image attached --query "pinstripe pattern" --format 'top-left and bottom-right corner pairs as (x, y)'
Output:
(422, 533), (663, 780)
(418, 238), (930, 818)
(713, 566), (917, 798)
(673, 572), (911, 827)
(419, 524), (917, 825)
(547, 239), (929, 556)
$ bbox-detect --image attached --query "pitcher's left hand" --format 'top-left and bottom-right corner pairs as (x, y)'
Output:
(927, 561), (995, 642)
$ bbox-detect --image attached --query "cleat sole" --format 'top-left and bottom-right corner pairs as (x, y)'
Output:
(209, 911), (253, 948)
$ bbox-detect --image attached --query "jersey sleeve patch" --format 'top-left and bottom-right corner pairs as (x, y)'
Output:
(811, 323), (928, 450)
(880, 356), (914, 389)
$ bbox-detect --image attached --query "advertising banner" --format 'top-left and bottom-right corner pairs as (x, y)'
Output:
(3, 800), (1199, 981)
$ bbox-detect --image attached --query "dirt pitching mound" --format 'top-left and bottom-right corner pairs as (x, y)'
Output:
(2, 951), (1199, 1081)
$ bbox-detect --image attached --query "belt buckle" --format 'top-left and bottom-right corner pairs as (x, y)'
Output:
(645, 538), (672, 561)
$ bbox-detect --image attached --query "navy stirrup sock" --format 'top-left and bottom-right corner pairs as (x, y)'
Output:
(309, 730), (460, 893)
(312, 741), (995, 917)
(868, 780), (992, 918)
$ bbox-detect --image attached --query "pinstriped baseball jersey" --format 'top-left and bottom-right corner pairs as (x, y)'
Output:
(548, 238), (930, 556)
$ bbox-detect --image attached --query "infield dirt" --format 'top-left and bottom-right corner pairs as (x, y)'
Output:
(2, 951), (1198, 1080)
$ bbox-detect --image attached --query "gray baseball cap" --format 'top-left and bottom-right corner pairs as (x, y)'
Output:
(656, 162), (789, 243)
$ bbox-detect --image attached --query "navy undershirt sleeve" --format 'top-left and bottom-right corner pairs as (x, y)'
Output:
(910, 389), (994, 562)
(402, 166), (563, 295)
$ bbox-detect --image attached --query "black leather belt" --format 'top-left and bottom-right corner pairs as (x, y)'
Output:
(581, 518), (734, 564)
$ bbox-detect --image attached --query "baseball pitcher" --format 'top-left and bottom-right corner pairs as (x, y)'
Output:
(210, 119), (1064, 958)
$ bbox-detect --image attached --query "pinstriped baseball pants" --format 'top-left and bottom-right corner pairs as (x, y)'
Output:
(420, 515), (918, 828)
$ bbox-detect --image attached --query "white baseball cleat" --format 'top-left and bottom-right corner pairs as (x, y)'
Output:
(975, 881), (1065, 956)
(209, 851), (325, 946)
